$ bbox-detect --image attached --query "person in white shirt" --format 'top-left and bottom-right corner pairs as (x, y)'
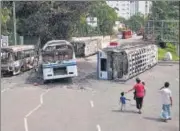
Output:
(159, 82), (173, 122)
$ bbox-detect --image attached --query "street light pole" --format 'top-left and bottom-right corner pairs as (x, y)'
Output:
(13, 1), (17, 45)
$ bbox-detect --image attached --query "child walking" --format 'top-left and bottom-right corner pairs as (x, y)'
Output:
(120, 92), (130, 111)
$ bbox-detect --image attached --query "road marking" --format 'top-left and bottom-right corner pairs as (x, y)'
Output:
(24, 118), (28, 131)
(96, 124), (101, 131)
(24, 89), (50, 131)
(90, 100), (94, 108)
(25, 104), (41, 118)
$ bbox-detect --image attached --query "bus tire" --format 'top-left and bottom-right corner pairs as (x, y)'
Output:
(67, 77), (73, 83)
(43, 80), (49, 84)
(13, 67), (21, 75)
(21, 66), (26, 72)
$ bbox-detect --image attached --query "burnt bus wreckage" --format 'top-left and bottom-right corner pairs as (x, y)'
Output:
(97, 42), (158, 81)
(40, 40), (78, 81)
(71, 38), (102, 57)
(1, 45), (38, 75)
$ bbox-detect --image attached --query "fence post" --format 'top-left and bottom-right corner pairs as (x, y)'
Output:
(20, 36), (24, 45)
(176, 44), (179, 56)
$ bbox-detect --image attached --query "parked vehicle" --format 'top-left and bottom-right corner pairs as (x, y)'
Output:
(122, 30), (132, 39)
(1, 45), (38, 75)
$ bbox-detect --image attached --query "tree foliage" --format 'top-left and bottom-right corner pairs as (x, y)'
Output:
(88, 1), (118, 36)
(14, 1), (94, 44)
(1, 1), (118, 45)
(1, 7), (11, 35)
(146, 1), (179, 44)
(118, 16), (126, 23)
(125, 12), (144, 32)
(148, 1), (179, 20)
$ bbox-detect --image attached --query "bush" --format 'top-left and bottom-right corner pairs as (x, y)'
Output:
(159, 41), (167, 48)
(158, 43), (179, 61)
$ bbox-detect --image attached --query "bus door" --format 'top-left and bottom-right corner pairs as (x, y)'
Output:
(97, 50), (108, 80)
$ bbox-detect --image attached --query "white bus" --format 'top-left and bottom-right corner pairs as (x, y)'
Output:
(1, 45), (38, 75)
(41, 40), (78, 82)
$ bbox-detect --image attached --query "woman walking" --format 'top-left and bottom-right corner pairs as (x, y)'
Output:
(126, 78), (145, 114)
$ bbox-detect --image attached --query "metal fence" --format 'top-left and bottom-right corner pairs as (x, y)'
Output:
(7, 35), (39, 46)
(144, 20), (179, 44)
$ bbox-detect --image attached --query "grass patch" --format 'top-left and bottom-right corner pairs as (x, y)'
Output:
(158, 43), (179, 61)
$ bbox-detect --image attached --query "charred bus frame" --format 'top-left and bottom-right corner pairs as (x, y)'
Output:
(1, 45), (38, 75)
(41, 40), (78, 82)
(97, 42), (158, 81)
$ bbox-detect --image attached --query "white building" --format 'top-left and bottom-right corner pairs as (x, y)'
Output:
(106, 1), (131, 19)
(130, 1), (152, 16)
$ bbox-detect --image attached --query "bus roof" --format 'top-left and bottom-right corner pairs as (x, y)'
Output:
(1, 45), (35, 52)
(43, 40), (72, 50)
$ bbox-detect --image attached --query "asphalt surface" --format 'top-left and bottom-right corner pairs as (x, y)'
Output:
(1, 36), (179, 131)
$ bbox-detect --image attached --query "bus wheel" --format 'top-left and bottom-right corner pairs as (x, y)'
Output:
(21, 66), (26, 72)
(13, 67), (21, 75)
(67, 77), (73, 83)
(43, 80), (49, 84)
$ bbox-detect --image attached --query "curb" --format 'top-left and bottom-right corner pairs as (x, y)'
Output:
(158, 61), (179, 64)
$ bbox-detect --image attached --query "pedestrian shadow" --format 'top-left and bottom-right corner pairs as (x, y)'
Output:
(112, 109), (137, 114)
(143, 116), (162, 122)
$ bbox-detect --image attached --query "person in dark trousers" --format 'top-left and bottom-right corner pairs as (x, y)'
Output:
(119, 92), (130, 111)
(126, 78), (145, 114)
(133, 81), (146, 100)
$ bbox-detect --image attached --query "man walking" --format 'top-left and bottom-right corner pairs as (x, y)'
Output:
(159, 82), (173, 122)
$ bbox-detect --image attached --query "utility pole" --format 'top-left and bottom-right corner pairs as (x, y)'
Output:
(13, 1), (17, 45)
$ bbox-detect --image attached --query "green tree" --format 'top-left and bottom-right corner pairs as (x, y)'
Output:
(146, 1), (179, 44)
(149, 1), (179, 20)
(15, 1), (94, 45)
(1, 7), (11, 35)
(88, 1), (118, 36)
(118, 16), (126, 23)
(125, 12), (144, 32)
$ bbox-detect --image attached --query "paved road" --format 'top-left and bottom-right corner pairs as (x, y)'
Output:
(1, 57), (179, 131)
(1, 36), (179, 131)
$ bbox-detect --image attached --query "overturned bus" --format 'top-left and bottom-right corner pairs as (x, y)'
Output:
(97, 41), (158, 81)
